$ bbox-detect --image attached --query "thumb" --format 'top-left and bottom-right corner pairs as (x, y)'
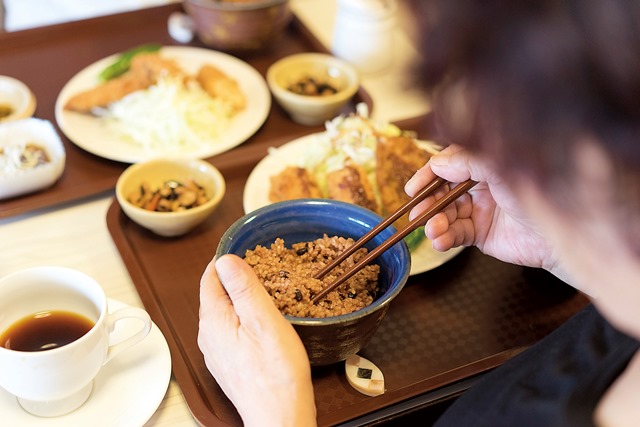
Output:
(214, 254), (282, 323)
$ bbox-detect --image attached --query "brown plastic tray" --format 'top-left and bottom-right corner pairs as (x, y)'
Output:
(0, 4), (371, 219)
(106, 114), (590, 426)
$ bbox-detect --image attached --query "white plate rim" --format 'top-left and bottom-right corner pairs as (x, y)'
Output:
(55, 46), (271, 163)
(0, 298), (172, 426)
(242, 133), (465, 275)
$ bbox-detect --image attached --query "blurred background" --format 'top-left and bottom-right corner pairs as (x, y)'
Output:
(1, 0), (178, 31)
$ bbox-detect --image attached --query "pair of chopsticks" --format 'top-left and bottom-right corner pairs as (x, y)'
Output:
(310, 177), (477, 304)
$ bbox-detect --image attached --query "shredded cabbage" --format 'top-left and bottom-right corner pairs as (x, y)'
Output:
(301, 103), (405, 197)
(105, 76), (235, 153)
(298, 104), (427, 250)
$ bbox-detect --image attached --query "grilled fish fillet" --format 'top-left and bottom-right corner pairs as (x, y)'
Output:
(376, 135), (432, 227)
(327, 162), (380, 214)
(196, 64), (246, 113)
(269, 166), (323, 202)
(64, 53), (184, 113)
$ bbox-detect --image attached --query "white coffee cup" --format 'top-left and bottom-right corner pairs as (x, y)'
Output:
(0, 266), (152, 417)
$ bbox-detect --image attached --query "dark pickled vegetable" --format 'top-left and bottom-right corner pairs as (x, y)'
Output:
(287, 76), (338, 97)
(126, 178), (209, 212)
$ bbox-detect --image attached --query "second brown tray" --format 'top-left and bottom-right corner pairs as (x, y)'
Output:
(106, 114), (589, 426)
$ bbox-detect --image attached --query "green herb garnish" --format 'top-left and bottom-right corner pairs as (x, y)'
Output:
(98, 43), (162, 82)
(404, 226), (426, 252)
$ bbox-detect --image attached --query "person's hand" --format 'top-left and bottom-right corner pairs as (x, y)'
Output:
(198, 254), (317, 427)
(406, 145), (558, 271)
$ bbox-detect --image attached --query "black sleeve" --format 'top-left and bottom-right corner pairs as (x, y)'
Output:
(434, 304), (639, 427)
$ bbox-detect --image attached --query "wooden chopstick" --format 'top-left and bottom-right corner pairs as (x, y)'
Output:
(310, 178), (477, 304)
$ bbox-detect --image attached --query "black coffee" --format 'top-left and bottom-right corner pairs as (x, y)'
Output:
(0, 310), (95, 352)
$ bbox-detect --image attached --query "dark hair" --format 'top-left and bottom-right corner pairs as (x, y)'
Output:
(409, 0), (640, 248)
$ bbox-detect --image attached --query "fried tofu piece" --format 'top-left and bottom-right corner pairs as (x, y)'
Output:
(64, 53), (184, 113)
(269, 166), (323, 202)
(196, 64), (246, 113)
(327, 162), (380, 214)
(376, 135), (432, 228)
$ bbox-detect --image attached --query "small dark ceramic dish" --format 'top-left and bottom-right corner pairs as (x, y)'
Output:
(216, 199), (411, 365)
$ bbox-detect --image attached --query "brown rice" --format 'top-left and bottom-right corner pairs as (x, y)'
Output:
(244, 235), (380, 318)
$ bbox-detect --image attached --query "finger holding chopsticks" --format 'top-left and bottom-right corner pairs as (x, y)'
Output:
(406, 145), (483, 251)
(311, 177), (477, 304)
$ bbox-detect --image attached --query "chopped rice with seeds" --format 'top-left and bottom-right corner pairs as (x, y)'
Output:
(244, 235), (380, 318)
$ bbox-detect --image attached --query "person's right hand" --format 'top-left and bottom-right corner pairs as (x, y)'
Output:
(405, 145), (558, 272)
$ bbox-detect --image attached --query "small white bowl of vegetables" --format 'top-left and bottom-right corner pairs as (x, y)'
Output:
(116, 158), (226, 237)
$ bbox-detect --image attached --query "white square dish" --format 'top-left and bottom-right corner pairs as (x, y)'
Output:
(0, 118), (66, 200)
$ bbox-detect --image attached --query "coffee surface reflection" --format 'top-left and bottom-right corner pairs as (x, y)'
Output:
(0, 310), (94, 352)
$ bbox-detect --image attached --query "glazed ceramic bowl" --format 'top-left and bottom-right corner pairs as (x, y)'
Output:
(216, 199), (410, 365)
(0, 76), (36, 123)
(116, 158), (226, 237)
(183, 0), (292, 52)
(266, 53), (360, 126)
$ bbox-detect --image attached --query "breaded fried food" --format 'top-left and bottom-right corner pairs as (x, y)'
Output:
(64, 53), (184, 113)
(63, 72), (153, 113)
(376, 135), (432, 227)
(269, 166), (323, 202)
(327, 162), (380, 214)
(196, 64), (246, 113)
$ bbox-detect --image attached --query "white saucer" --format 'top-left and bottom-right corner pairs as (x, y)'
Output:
(0, 299), (172, 426)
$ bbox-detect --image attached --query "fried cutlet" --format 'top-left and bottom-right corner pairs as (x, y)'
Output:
(327, 162), (380, 214)
(63, 53), (184, 113)
(269, 166), (323, 202)
(196, 64), (246, 113)
(376, 135), (432, 227)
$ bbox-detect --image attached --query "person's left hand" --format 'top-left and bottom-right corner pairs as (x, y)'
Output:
(198, 254), (317, 427)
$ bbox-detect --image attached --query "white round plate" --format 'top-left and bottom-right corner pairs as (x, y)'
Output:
(55, 46), (271, 163)
(0, 299), (172, 426)
(242, 134), (465, 275)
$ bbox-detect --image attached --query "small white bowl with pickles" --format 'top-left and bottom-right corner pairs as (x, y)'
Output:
(116, 158), (225, 237)
(267, 53), (359, 126)
(0, 76), (36, 123)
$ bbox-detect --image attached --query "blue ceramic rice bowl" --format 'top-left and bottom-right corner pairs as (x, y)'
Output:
(216, 199), (411, 365)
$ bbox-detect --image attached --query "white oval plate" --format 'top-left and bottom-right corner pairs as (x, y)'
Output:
(0, 299), (172, 426)
(55, 46), (271, 163)
(242, 134), (464, 275)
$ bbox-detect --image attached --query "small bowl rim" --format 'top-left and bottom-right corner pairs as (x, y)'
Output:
(115, 158), (226, 219)
(0, 76), (37, 123)
(266, 53), (360, 105)
(217, 198), (410, 325)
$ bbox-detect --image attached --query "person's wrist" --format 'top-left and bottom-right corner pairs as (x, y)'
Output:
(240, 398), (317, 427)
